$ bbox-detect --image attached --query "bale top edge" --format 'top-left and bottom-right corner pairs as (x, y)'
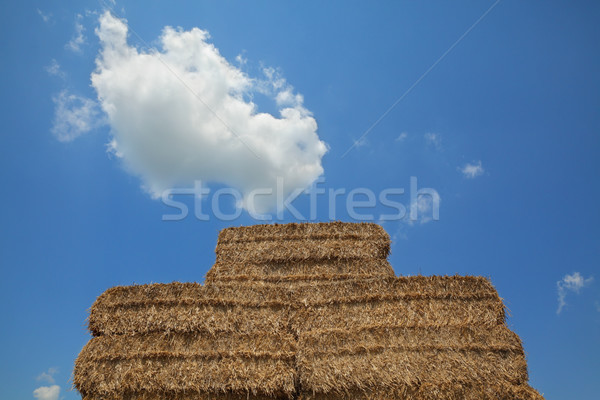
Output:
(217, 221), (389, 243)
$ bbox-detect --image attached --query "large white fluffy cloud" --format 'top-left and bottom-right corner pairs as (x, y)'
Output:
(91, 12), (327, 212)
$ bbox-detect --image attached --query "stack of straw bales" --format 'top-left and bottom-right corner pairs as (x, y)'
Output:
(75, 222), (543, 399)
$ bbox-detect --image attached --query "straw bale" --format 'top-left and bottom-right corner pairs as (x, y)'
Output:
(217, 221), (388, 243)
(296, 325), (532, 398)
(80, 331), (296, 360)
(299, 350), (528, 391)
(299, 325), (523, 355)
(75, 331), (296, 399)
(89, 303), (292, 336)
(76, 356), (294, 398)
(80, 393), (289, 400)
(88, 282), (294, 336)
(91, 281), (292, 309)
(292, 297), (504, 333)
(215, 222), (389, 264)
(298, 383), (544, 400)
(286, 275), (500, 304)
(205, 259), (395, 283)
(286, 276), (505, 332)
(216, 238), (389, 264)
(80, 393), (286, 400)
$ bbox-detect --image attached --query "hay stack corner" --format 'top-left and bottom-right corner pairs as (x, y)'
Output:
(75, 221), (544, 399)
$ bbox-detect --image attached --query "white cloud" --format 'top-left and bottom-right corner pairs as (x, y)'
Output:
(235, 53), (247, 66)
(255, 66), (305, 108)
(90, 12), (327, 212)
(37, 9), (52, 24)
(66, 16), (86, 52)
(36, 368), (58, 384)
(395, 132), (408, 142)
(424, 132), (441, 149)
(460, 160), (484, 179)
(33, 385), (60, 400)
(392, 188), (441, 241)
(45, 60), (65, 79)
(51, 90), (100, 142)
(556, 272), (594, 314)
(407, 190), (441, 225)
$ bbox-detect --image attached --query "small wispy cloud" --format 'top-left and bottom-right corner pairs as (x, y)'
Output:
(407, 190), (441, 225)
(556, 272), (594, 314)
(37, 9), (52, 24)
(36, 368), (58, 385)
(66, 15), (86, 52)
(235, 53), (247, 66)
(424, 132), (442, 150)
(393, 191), (441, 241)
(595, 301), (600, 312)
(351, 137), (369, 149)
(44, 59), (65, 79)
(395, 132), (408, 142)
(460, 160), (484, 179)
(392, 229), (408, 241)
(51, 90), (101, 142)
(33, 385), (60, 400)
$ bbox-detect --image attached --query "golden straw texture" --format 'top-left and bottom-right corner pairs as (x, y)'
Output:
(74, 222), (543, 400)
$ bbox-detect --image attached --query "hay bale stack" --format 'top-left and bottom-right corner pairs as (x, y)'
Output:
(206, 222), (394, 283)
(292, 276), (541, 399)
(75, 222), (543, 400)
(76, 281), (297, 400)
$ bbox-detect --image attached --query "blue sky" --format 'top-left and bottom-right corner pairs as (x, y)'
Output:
(1, 1), (599, 399)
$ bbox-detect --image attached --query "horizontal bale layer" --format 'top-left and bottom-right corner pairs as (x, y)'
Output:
(93, 282), (205, 305)
(91, 282), (295, 309)
(298, 350), (529, 394)
(78, 331), (296, 362)
(81, 392), (292, 400)
(90, 277), (499, 315)
(89, 304), (291, 336)
(299, 325), (523, 356)
(292, 298), (506, 333)
(89, 277), (503, 335)
(215, 239), (389, 264)
(392, 275), (497, 296)
(91, 297), (503, 336)
(298, 382), (544, 400)
(206, 272), (395, 283)
(75, 357), (295, 399)
(286, 276), (499, 305)
(217, 222), (389, 244)
(207, 276), (498, 306)
(205, 259), (395, 283)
